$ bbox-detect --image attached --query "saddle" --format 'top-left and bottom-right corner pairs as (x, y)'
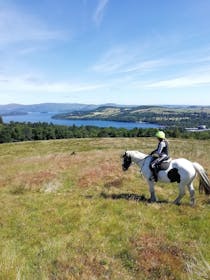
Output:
(149, 157), (171, 182)
(158, 158), (171, 171)
(150, 157), (171, 171)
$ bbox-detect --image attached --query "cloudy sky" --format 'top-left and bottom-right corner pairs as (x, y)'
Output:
(0, 0), (210, 105)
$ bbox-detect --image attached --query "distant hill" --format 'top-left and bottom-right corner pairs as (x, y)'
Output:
(53, 105), (210, 128)
(0, 103), (100, 116)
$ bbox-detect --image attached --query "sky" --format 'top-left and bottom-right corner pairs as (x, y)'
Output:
(0, 0), (210, 105)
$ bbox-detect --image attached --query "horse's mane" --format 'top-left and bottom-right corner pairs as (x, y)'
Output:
(126, 150), (148, 158)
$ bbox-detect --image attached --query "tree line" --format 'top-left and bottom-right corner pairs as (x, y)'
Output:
(0, 121), (210, 143)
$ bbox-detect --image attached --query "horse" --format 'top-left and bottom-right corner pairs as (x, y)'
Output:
(122, 151), (210, 206)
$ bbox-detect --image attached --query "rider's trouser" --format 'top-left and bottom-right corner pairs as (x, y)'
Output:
(150, 155), (168, 181)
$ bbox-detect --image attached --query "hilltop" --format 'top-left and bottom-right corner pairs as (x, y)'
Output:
(0, 138), (209, 279)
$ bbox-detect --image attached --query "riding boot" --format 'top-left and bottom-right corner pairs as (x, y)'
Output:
(150, 166), (158, 182)
(153, 166), (158, 182)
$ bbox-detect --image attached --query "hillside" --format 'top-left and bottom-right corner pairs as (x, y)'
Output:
(0, 138), (210, 279)
(53, 105), (210, 128)
(0, 103), (99, 115)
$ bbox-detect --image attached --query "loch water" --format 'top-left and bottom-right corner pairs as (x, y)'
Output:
(3, 112), (161, 130)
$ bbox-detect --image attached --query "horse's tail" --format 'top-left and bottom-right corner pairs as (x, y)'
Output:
(193, 162), (210, 195)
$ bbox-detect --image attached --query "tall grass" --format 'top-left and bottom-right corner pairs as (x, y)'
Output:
(0, 138), (209, 279)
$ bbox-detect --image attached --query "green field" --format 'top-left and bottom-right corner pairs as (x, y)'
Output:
(0, 138), (209, 279)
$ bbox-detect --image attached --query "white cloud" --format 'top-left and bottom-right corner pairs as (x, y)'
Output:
(120, 59), (166, 74)
(93, 0), (109, 25)
(91, 45), (169, 75)
(145, 74), (210, 89)
(91, 47), (130, 73)
(0, 74), (105, 93)
(0, 6), (67, 46)
(91, 41), (210, 94)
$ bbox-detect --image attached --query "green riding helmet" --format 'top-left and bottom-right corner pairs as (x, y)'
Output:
(155, 130), (165, 139)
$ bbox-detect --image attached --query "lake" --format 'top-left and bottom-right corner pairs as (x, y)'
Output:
(2, 112), (161, 130)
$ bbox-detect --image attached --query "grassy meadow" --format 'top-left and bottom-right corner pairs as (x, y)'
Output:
(0, 137), (209, 280)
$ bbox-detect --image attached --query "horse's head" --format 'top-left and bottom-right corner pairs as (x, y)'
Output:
(122, 151), (132, 171)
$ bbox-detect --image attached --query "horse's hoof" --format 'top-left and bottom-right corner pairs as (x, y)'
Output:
(190, 201), (196, 207)
(173, 201), (181, 206)
(148, 198), (157, 203)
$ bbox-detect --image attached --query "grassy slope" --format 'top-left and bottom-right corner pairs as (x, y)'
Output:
(55, 105), (210, 120)
(0, 138), (209, 280)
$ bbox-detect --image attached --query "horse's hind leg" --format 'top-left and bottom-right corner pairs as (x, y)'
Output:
(187, 182), (195, 206)
(173, 182), (185, 205)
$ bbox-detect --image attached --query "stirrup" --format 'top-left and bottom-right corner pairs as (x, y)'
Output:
(149, 175), (157, 182)
(149, 176), (155, 182)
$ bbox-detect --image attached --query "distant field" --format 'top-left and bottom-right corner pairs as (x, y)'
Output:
(0, 138), (209, 279)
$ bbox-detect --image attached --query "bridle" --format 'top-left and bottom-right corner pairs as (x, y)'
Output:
(122, 153), (132, 171)
(122, 152), (151, 173)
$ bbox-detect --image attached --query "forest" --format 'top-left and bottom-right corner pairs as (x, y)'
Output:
(0, 121), (210, 143)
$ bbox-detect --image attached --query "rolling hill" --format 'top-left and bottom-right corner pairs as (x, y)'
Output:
(0, 103), (99, 115)
(54, 105), (210, 128)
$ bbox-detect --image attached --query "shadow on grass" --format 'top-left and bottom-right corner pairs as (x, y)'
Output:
(204, 198), (210, 204)
(99, 192), (168, 204)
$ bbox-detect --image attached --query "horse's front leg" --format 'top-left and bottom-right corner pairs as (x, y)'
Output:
(147, 180), (157, 202)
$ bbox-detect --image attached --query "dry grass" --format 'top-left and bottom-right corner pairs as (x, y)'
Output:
(0, 137), (209, 279)
(131, 233), (186, 279)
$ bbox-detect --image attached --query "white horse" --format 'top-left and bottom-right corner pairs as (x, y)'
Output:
(122, 151), (210, 206)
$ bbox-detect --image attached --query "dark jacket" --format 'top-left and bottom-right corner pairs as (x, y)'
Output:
(151, 139), (169, 158)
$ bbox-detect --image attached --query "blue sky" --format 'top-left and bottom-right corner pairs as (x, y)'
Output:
(0, 0), (210, 105)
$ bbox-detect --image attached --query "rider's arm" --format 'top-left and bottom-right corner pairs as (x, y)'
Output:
(150, 149), (157, 155)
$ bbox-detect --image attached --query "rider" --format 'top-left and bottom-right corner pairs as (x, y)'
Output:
(150, 130), (169, 182)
